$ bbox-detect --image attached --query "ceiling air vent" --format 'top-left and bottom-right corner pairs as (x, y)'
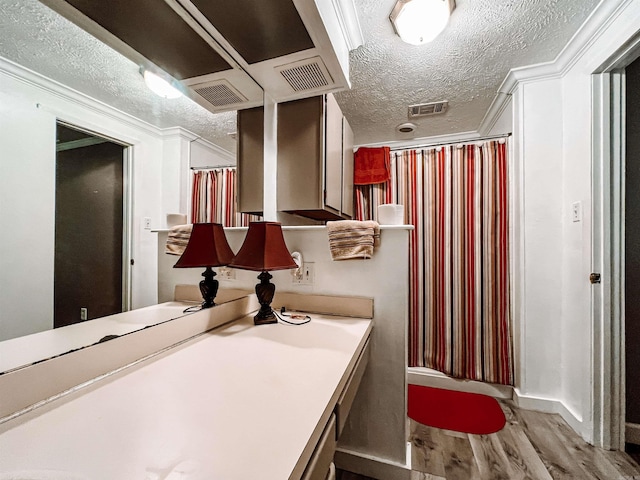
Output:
(277, 57), (333, 92)
(192, 79), (247, 108)
(408, 101), (448, 118)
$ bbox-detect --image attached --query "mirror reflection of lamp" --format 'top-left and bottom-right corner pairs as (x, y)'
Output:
(173, 223), (234, 309)
(229, 222), (298, 325)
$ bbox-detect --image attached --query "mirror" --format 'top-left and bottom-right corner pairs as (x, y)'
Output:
(0, 0), (248, 372)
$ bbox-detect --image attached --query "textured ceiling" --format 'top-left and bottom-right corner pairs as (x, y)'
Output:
(339, 0), (601, 145)
(0, 0), (601, 154)
(0, 0), (237, 152)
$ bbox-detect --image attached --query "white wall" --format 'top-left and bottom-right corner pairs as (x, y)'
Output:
(559, 66), (594, 435)
(0, 94), (56, 340)
(0, 59), (179, 341)
(513, 78), (564, 402)
(161, 129), (192, 222)
(510, 0), (640, 442)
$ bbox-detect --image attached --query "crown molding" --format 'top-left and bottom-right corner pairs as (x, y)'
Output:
(0, 56), (165, 139)
(478, 0), (635, 136)
(477, 92), (513, 136)
(161, 126), (235, 163)
(504, 0), (633, 86)
(332, 0), (364, 51)
(160, 126), (199, 141)
(355, 130), (511, 151)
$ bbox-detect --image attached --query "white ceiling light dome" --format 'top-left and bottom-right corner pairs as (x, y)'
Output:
(141, 68), (183, 99)
(390, 0), (455, 46)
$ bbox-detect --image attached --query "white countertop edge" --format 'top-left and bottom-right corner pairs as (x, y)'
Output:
(152, 224), (414, 233)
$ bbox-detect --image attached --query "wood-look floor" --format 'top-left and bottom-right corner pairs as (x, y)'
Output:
(337, 401), (640, 480)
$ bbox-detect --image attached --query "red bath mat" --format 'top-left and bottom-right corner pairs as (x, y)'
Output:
(408, 384), (506, 435)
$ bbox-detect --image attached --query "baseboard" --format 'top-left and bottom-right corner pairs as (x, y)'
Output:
(627, 423), (640, 445)
(407, 367), (513, 399)
(513, 389), (584, 436)
(334, 446), (412, 480)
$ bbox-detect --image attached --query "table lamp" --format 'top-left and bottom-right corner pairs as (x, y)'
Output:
(173, 223), (234, 308)
(229, 222), (298, 325)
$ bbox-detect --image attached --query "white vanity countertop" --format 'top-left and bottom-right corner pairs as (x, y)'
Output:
(0, 313), (372, 480)
(0, 302), (191, 373)
(0, 288), (250, 374)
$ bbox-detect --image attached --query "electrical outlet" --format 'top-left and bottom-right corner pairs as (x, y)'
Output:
(292, 263), (314, 285)
(80, 307), (88, 321)
(143, 217), (152, 230)
(217, 266), (235, 280)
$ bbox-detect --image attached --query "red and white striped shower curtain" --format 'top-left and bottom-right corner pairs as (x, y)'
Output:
(191, 168), (261, 227)
(355, 140), (513, 385)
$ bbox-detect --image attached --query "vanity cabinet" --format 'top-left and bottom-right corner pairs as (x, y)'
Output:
(277, 93), (354, 220)
(237, 93), (354, 220)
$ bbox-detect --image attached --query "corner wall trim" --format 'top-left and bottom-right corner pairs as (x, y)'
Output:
(513, 389), (584, 437)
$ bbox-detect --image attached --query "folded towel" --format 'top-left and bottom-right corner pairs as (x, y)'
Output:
(354, 147), (391, 185)
(165, 224), (192, 255)
(326, 220), (380, 261)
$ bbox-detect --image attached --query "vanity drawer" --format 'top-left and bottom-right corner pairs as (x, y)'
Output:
(301, 414), (337, 480)
(335, 338), (370, 436)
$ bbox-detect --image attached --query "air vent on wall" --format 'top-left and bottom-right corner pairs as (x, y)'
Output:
(408, 101), (448, 118)
(277, 57), (333, 93)
(192, 79), (248, 107)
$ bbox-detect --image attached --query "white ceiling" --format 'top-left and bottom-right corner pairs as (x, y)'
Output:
(0, 0), (601, 155)
(338, 0), (601, 145)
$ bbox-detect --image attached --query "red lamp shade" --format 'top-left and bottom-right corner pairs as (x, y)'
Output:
(229, 222), (297, 325)
(174, 223), (234, 268)
(229, 222), (297, 272)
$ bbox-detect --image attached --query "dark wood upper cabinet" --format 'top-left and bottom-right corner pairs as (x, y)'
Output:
(237, 94), (354, 221)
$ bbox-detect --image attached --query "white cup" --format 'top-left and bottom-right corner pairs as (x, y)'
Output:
(377, 204), (404, 225)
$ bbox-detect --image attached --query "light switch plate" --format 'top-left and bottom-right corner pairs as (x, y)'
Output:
(571, 201), (582, 223)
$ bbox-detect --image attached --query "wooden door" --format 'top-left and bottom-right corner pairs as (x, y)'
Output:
(54, 125), (124, 328)
(625, 56), (640, 444)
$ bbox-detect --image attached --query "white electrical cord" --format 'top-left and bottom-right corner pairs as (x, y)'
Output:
(290, 251), (303, 281)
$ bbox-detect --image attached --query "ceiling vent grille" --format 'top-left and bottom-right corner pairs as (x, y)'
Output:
(193, 80), (247, 107)
(277, 57), (333, 92)
(408, 101), (448, 118)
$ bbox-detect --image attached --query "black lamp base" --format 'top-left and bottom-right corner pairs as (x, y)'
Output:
(199, 266), (219, 309)
(254, 271), (277, 325)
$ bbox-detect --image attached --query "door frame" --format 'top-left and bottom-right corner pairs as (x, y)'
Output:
(591, 34), (640, 450)
(56, 120), (133, 312)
